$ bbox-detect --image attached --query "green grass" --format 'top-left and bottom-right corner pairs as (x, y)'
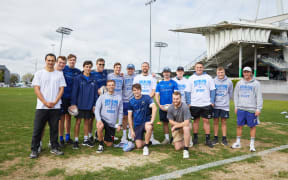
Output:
(0, 88), (288, 179)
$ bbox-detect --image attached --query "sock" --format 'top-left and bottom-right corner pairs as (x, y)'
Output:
(151, 132), (154, 140)
(214, 136), (218, 140)
(88, 133), (92, 138)
(250, 137), (255, 146)
(60, 136), (64, 141)
(40, 141), (42, 146)
(84, 136), (88, 141)
(236, 136), (241, 144)
(75, 137), (79, 142)
(205, 134), (210, 141)
(99, 141), (104, 146)
(184, 146), (189, 151)
(193, 133), (198, 139)
(65, 134), (70, 140)
(144, 143), (149, 147)
(222, 136), (227, 140)
(165, 134), (169, 140)
(122, 130), (127, 138)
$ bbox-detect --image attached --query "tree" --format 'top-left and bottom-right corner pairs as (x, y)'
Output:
(0, 70), (4, 82)
(22, 73), (33, 84)
(10, 73), (19, 86)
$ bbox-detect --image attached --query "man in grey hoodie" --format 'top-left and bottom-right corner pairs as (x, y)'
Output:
(212, 67), (233, 146)
(232, 66), (263, 152)
(95, 80), (123, 153)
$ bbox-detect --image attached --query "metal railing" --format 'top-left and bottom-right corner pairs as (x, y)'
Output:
(184, 51), (207, 70)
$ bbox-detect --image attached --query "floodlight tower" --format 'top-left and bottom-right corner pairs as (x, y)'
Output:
(56, 27), (73, 56)
(154, 42), (168, 73)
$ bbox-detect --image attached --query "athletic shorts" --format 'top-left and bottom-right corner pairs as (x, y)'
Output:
(102, 120), (116, 142)
(123, 102), (129, 116)
(213, 109), (229, 119)
(172, 129), (184, 143)
(189, 105), (213, 119)
(134, 123), (146, 140)
(76, 110), (94, 119)
(159, 109), (169, 122)
(237, 110), (259, 127)
(60, 98), (71, 114)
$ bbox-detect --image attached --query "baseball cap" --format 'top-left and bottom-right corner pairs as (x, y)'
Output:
(243, 66), (252, 72)
(127, 64), (135, 69)
(162, 67), (171, 72)
(176, 66), (184, 71)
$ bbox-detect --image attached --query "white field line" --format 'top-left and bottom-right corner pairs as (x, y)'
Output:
(143, 145), (288, 180)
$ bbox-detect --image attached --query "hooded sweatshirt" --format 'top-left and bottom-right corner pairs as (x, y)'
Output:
(95, 92), (123, 128)
(107, 73), (124, 97)
(234, 77), (263, 112)
(214, 76), (233, 111)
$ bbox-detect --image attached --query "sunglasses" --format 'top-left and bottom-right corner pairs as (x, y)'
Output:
(98, 64), (105, 66)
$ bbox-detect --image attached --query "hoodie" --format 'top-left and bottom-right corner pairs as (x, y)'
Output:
(234, 77), (263, 112)
(214, 76), (233, 111)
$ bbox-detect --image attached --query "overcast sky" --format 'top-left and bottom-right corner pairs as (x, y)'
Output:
(0, 0), (287, 77)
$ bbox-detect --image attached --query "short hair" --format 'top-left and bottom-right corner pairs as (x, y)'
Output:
(45, 53), (56, 61)
(142, 62), (149, 66)
(107, 80), (115, 85)
(217, 66), (225, 71)
(195, 62), (204, 66)
(83, 60), (93, 67)
(114, 62), (121, 68)
(57, 56), (67, 62)
(67, 54), (77, 60)
(96, 58), (105, 64)
(173, 91), (181, 97)
(132, 83), (142, 90)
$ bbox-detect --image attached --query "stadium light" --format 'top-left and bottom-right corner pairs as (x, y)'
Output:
(154, 41), (168, 73)
(56, 27), (73, 56)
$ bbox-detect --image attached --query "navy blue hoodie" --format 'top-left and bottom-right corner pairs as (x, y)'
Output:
(71, 73), (98, 110)
(62, 66), (81, 99)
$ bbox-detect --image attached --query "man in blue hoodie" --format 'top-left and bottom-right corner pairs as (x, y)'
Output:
(212, 67), (233, 146)
(71, 61), (98, 149)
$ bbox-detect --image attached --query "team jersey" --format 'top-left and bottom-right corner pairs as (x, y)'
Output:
(156, 79), (178, 105)
(91, 69), (108, 89)
(133, 74), (156, 95)
(107, 73), (124, 97)
(62, 65), (81, 99)
(187, 73), (215, 107)
(128, 95), (154, 127)
(123, 73), (136, 103)
(172, 77), (189, 103)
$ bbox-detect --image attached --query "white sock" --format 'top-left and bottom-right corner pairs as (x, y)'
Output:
(165, 134), (169, 140)
(88, 133), (92, 138)
(75, 137), (79, 142)
(150, 132), (154, 140)
(250, 137), (255, 146)
(122, 130), (127, 138)
(236, 136), (241, 144)
(84, 136), (88, 141)
(40, 141), (42, 146)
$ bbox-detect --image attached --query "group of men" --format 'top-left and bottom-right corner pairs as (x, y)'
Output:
(30, 53), (263, 159)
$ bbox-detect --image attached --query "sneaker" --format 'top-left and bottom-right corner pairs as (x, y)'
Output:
(50, 148), (64, 156)
(59, 140), (65, 148)
(189, 139), (194, 147)
(250, 145), (256, 152)
(161, 138), (170, 145)
(221, 138), (228, 146)
(231, 142), (241, 149)
(121, 136), (128, 144)
(73, 141), (80, 150)
(89, 136), (94, 143)
(96, 145), (104, 153)
(82, 140), (94, 147)
(183, 150), (189, 159)
(151, 138), (160, 145)
(205, 140), (214, 148)
(212, 138), (219, 145)
(30, 151), (38, 159)
(193, 137), (198, 145)
(66, 139), (74, 144)
(143, 146), (149, 156)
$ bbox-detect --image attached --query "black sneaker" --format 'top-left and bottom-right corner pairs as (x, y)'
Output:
(66, 139), (74, 144)
(205, 140), (214, 148)
(59, 140), (65, 147)
(212, 138), (219, 145)
(89, 136), (94, 143)
(222, 138), (228, 146)
(30, 151), (38, 159)
(193, 137), (198, 145)
(50, 148), (64, 155)
(73, 141), (79, 150)
(96, 145), (104, 153)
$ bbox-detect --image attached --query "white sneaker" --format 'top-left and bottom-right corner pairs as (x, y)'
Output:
(143, 146), (149, 156)
(183, 150), (189, 159)
(189, 139), (193, 147)
(151, 138), (160, 145)
(250, 145), (256, 152)
(231, 142), (241, 149)
(161, 138), (170, 145)
(96, 145), (104, 153)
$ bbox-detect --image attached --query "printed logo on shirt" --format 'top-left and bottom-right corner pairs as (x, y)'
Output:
(215, 84), (228, 97)
(239, 85), (253, 98)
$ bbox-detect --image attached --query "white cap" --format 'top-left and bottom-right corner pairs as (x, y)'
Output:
(243, 66), (252, 72)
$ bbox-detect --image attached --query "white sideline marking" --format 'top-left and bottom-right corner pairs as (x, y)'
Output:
(143, 145), (288, 180)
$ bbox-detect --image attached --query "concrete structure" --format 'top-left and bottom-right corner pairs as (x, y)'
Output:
(0, 65), (10, 84)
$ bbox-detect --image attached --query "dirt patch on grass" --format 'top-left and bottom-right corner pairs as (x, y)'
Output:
(259, 122), (288, 135)
(209, 152), (288, 180)
(0, 157), (21, 170)
(226, 139), (274, 153)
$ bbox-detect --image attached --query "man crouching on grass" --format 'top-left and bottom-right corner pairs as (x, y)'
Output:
(128, 84), (157, 156)
(167, 92), (191, 159)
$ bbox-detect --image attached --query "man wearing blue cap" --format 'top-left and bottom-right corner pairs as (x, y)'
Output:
(155, 67), (178, 144)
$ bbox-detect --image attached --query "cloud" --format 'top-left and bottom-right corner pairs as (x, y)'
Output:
(0, 48), (31, 60)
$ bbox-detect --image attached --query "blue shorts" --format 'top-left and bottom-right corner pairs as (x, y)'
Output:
(134, 123), (146, 140)
(213, 109), (229, 119)
(123, 102), (129, 116)
(237, 110), (258, 127)
(159, 109), (169, 122)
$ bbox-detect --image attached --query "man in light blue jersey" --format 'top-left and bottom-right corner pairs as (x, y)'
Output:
(172, 66), (189, 103)
(155, 67), (178, 145)
(128, 84), (157, 155)
(108, 62), (124, 97)
(95, 80), (123, 153)
(121, 64), (136, 142)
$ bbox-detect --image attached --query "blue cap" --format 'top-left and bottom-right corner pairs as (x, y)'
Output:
(162, 67), (171, 72)
(127, 64), (135, 69)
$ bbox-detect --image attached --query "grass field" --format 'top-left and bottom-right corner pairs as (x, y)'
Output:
(0, 88), (288, 180)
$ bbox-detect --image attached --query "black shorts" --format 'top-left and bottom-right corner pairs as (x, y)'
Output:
(75, 110), (94, 119)
(213, 109), (229, 119)
(190, 105), (213, 119)
(102, 120), (116, 142)
(159, 109), (169, 122)
(60, 98), (71, 114)
(135, 123), (146, 140)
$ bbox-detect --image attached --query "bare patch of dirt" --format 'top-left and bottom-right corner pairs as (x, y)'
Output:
(0, 157), (21, 170)
(259, 122), (288, 135)
(209, 152), (288, 180)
